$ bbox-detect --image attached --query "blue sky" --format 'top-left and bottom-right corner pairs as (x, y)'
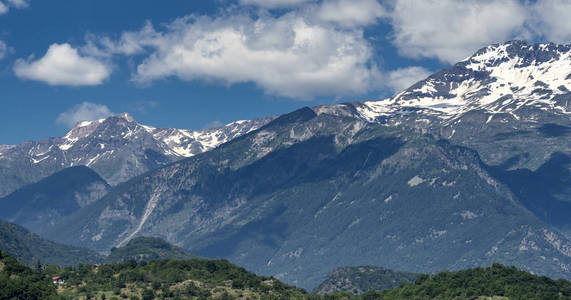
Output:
(0, 0), (569, 144)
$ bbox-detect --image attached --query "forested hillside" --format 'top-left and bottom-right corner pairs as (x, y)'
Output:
(105, 237), (202, 263)
(0, 219), (103, 266)
(2, 249), (570, 300)
(314, 266), (418, 295)
(0, 251), (61, 300)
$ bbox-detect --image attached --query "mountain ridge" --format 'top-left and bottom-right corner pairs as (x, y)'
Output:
(0, 219), (103, 267)
(44, 108), (571, 289)
(0, 166), (111, 235)
(0, 113), (274, 197)
(357, 40), (571, 122)
(4, 40), (571, 290)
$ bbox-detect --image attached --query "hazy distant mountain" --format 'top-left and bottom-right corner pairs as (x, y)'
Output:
(0, 219), (103, 266)
(0, 166), (110, 235)
(0, 114), (273, 197)
(24, 41), (571, 289)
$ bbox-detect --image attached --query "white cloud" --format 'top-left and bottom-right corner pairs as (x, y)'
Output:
(386, 0), (528, 63)
(239, 0), (316, 9)
(0, 0), (29, 14)
(128, 100), (159, 114)
(6, 0), (28, 8)
(56, 102), (113, 128)
(239, 0), (384, 28)
(314, 0), (385, 28)
(98, 13), (382, 99)
(0, 40), (7, 60)
(14, 43), (111, 86)
(0, 2), (8, 14)
(204, 120), (224, 129)
(386, 66), (431, 92)
(530, 0), (571, 43)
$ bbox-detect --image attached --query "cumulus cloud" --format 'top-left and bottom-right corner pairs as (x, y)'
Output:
(530, 0), (571, 43)
(94, 13), (382, 99)
(14, 43), (111, 86)
(386, 66), (431, 92)
(236, 0), (571, 65)
(385, 0), (528, 63)
(0, 0), (29, 14)
(314, 0), (385, 28)
(239, 0), (316, 9)
(56, 102), (114, 128)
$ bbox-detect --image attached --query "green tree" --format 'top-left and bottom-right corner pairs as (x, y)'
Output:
(142, 289), (154, 300)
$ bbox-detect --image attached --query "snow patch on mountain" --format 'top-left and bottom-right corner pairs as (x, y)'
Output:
(59, 118), (106, 151)
(150, 118), (275, 157)
(0, 145), (15, 152)
(51, 113), (272, 158)
(1, 112), (273, 191)
(357, 41), (571, 123)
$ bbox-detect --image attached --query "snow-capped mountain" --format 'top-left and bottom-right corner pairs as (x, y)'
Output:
(58, 113), (274, 159)
(150, 119), (273, 157)
(46, 37), (571, 288)
(0, 113), (273, 197)
(7, 40), (571, 289)
(356, 40), (571, 123)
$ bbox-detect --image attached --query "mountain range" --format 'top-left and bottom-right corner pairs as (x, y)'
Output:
(0, 113), (273, 197)
(0, 40), (569, 290)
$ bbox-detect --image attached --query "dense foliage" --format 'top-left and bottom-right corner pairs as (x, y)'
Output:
(375, 263), (571, 300)
(2, 246), (571, 300)
(105, 237), (201, 264)
(52, 258), (308, 299)
(314, 266), (418, 295)
(0, 251), (61, 300)
(48, 261), (571, 300)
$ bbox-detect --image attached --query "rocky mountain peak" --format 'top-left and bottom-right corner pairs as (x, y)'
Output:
(467, 40), (571, 67)
(0, 112), (273, 196)
(60, 113), (139, 151)
(116, 112), (135, 122)
(357, 41), (571, 123)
